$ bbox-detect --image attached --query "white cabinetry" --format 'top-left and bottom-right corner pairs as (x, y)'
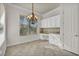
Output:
(40, 15), (60, 28)
(48, 34), (62, 48)
(40, 34), (49, 40)
(55, 15), (60, 27)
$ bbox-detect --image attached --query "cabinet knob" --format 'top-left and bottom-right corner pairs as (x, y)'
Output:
(74, 34), (79, 37)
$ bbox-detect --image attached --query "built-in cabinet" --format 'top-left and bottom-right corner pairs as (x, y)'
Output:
(49, 34), (62, 48)
(39, 34), (49, 40)
(40, 15), (60, 28)
(39, 7), (62, 48)
(40, 4), (79, 55)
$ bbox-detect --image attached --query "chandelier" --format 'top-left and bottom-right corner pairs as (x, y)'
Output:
(27, 3), (38, 24)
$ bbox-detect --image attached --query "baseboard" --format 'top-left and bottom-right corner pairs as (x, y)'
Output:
(7, 39), (39, 47)
(64, 49), (79, 56)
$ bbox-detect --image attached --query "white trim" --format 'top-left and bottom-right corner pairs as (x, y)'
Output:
(42, 6), (61, 19)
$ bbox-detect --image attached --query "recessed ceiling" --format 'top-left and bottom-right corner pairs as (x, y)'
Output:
(13, 3), (60, 14)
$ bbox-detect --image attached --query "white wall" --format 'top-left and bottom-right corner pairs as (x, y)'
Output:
(0, 4), (6, 56)
(6, 4), (39, 46)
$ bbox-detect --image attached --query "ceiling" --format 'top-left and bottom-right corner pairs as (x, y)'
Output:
(13, 3), (60, 14)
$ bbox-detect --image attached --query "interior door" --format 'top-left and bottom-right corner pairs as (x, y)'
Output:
(72, 5), (79, 54)
(63, 4), (79, 54)
(63, 4), (73, 52)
